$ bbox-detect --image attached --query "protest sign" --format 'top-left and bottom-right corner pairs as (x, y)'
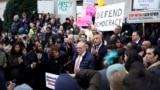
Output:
(95, 2), (125, 31)
(86, 6), (96, 17)
(58, 1), (73, 15)
(38, 1), (54, 14)
(77, 15), (92, 27)
(83, 0), (97, 9)
(45, 72), (59, 89)
(133, 0), (160, 10)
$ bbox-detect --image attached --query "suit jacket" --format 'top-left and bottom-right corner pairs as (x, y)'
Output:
(94, 44), (107, 70)
(118, 34), (127, 44)
(137, 39), (143, 53)
(71, 51), (95, 73)
(24, 51), (49, 90)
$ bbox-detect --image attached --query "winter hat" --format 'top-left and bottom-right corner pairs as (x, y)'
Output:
(14, 83), (33, 90)
(106, 64), (127, 79)
(18, 27), (25, 34)
(55, 74), (80, 90)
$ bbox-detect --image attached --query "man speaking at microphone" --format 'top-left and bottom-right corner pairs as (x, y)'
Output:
(72, 41), (95, 73)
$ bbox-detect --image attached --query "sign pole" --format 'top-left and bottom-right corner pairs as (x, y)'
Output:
(142, 22), (145, 40)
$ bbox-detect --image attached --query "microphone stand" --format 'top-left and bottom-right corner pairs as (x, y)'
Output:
(60, 60), (73, 74)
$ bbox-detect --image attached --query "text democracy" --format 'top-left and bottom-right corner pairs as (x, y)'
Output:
(95, 19), (122, 27)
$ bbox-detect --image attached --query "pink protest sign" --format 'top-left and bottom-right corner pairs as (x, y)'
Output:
(77, 15), (92, 26)
(86, 6), (96, 17)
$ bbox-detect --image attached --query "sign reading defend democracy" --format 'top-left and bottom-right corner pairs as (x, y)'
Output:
(95, 2), (125, 31)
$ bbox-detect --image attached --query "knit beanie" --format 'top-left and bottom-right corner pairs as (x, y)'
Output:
(55, 74), (81, 90)
(106, 64), (127, 79)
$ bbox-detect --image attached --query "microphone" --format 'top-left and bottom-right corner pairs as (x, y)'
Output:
(60, 59), (74, 74)
(63, 60), (72, 67)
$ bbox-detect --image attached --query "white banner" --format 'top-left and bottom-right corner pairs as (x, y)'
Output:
(83, 0), (97, 9)
(45, 72), (59, 90)
(58, 1), (74, 15)
(127, 10), (160, 23)
(95, 2), (125, 31)
(133, 0), (160, 10)
(38, 1), (54, 14)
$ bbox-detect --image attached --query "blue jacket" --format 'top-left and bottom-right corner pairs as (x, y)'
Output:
(72, 51), (95, 72)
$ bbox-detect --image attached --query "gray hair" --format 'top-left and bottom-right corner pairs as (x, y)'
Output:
(77, 41), (86, 47)
(14, 15), (19, 19)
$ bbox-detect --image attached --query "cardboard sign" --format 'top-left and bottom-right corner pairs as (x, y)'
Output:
(45, 72), (59, 89)
(95, 2), (125, 31)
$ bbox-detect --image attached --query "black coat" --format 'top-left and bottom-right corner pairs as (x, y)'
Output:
(8, 54), (25, 84)
(0, 73), (6, 90)
(47, 54), (67, 75)
(24, 51), (49, 90)
(11, 20), (21, 34)
(94, 44), (107, 70)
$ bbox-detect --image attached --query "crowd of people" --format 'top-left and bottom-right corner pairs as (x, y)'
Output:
(0, 11), (160, 90)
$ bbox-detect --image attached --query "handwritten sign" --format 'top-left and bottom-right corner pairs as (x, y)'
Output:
(58, 1), (73, 15)
(83, 0), (97, 9)
(95, 2), (125, 31)
(133, 0), (160, 10)
(45, 72), (59, 89)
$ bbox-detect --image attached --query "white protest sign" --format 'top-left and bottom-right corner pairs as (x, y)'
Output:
(83, 0), (97, 9)
(58, 1), (74, 15)
(45, 72), (59, 89)
(133, 0), (160, 10)
(95, 2), (125, 31)
(38, 0), (54, 14)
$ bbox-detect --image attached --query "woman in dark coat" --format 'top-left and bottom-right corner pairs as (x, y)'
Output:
(47, 45), (67, 75)
(8, 43), (25, 84)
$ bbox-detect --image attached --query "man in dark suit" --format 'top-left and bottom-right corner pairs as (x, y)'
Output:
(91, 34), (107, 70)
(113, 25), (127, 44)
(132, 31), (143, 52)
(72, 41), (95, 73)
